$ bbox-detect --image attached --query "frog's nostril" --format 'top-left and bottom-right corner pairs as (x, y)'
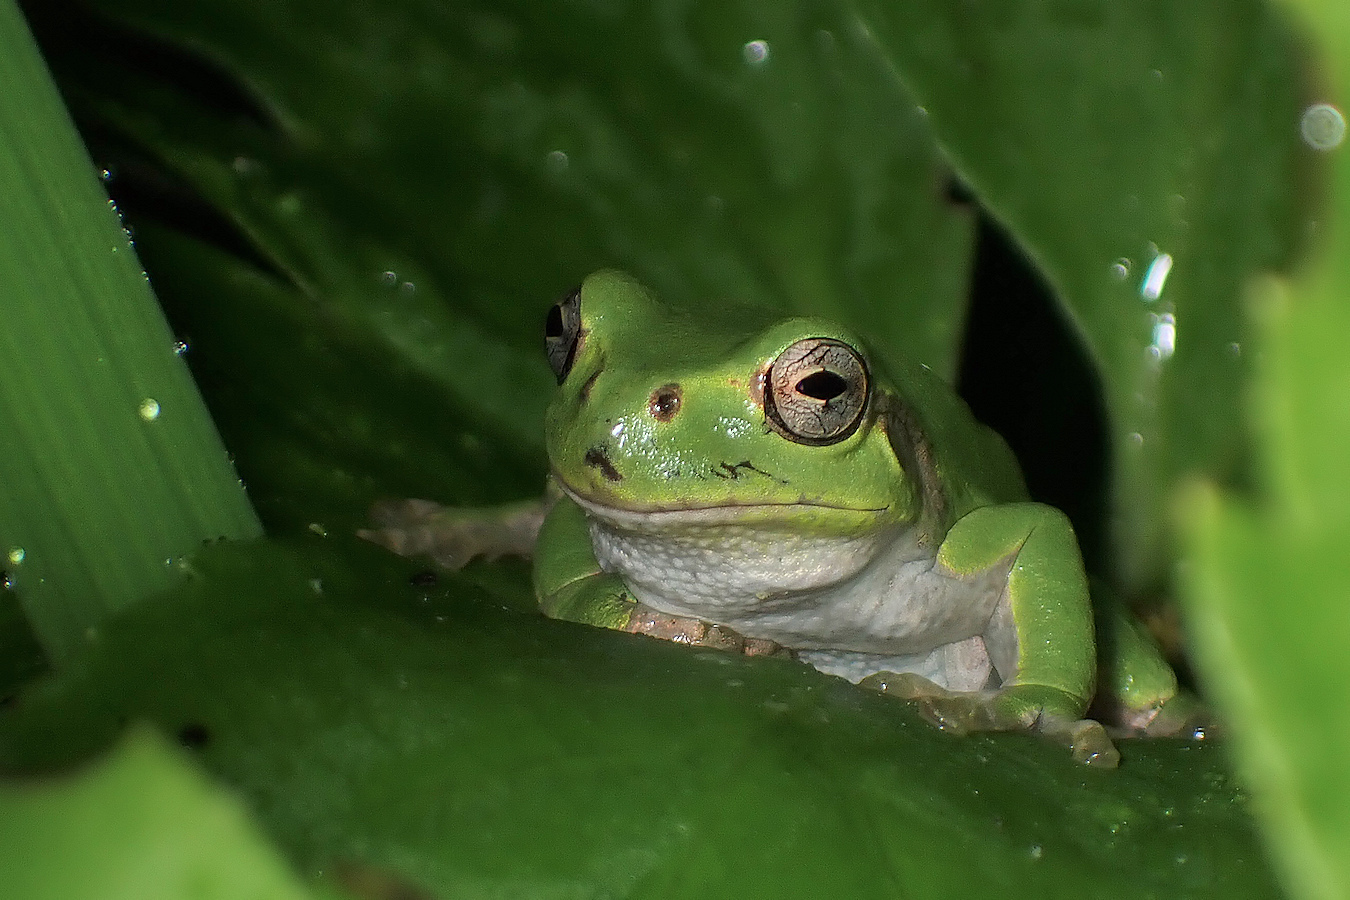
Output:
(584, 447), (623, 482)
(648, 384), (682, 422)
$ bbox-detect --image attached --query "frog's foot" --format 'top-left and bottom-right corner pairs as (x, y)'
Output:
(860, 674), (1120, 768)
(1113, 692), (1216, 741)
(626, 604), (793, 658)
(358, 498), (546, 569)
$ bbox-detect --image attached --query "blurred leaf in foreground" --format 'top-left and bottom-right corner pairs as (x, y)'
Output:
(0, 726), (329, 900)
(1180, 4), (1350, 899)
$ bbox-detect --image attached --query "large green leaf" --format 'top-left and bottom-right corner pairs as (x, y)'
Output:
(851, 0), (1309, 584)
(34, 0), (976, 537)
(38, 0), (1307, 584)
(0, 538), (1281, 898)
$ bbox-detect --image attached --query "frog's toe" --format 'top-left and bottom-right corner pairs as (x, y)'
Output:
(858, 674), (1017, 734)
(858, 671), (952, 700)
(1129, 693), (1216, 741)
(913, 693), (1017, 735)
(359, 499), (462, 566)
(742, 636), (794, 659)
(625, 605), (751, 652)
(1039, 716), (1121, 768)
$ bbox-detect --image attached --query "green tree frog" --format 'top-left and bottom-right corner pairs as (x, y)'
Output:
(365, 270), (1198, 765)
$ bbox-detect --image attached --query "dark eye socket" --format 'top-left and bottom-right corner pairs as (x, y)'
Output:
(545, 286), (582, 384)
(795, 370), (848, 401)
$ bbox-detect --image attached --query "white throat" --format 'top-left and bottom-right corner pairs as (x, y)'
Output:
(574, 492), (1014, 692)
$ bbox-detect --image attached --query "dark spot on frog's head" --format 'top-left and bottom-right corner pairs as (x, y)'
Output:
(648, 383), (681, 422)
(177, 722), (211, 749)
(409, 570), (438, 588)
(584, 447), (623, 482)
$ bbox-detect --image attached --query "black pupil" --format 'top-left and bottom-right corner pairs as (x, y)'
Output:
(545, 304), (564, 339)
(796, 370), (848, 401)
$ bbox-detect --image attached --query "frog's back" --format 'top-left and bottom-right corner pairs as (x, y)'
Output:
(878, 359), (1028, 532)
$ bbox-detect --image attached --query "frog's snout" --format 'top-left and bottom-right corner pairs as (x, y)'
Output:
(584, 446), (623, 482)
(648, 383), (682, 422)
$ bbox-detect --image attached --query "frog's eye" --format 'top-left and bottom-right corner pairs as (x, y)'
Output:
(764, 338), (869, 445)
(545, 286), (582, 384)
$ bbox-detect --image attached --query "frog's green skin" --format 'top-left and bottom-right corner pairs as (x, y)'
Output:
(535, 270), (1180, 741)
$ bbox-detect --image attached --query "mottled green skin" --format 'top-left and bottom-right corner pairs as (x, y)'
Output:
(536, 270), (1177, 733)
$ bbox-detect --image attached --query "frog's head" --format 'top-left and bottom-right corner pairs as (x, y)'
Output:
(543, 270), (917, 535)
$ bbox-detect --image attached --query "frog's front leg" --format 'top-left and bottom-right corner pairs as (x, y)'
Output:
(534, 497), (787, 656)
(941, 502), (1096, 722)
(874, 503), (1113, 765)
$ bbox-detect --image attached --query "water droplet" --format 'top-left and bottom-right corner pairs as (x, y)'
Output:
(381, 270), (398, 287)
(1127, 432), (1144, 448)
(173, 340), (190, 356)
(1029, 844), (1044, 860)
(1150, 312), (1177, 360)
(1140, 251), (1173, 301)
(398, 281), (416, 297)
(742, 39), (771, 66)
(309, 578), (324, 595)
(1228, 341), (1241, 357)
(139, 398), (161, 421)
(232, 156), (258, 176)
(1110, 258), (1131, 281)
(1, 570), (11, 590)
(814, 29), (835, 53)
(1300, 103), (1345, 151)
(99, 167), (113, 182)
(8, 547), (24, 565)
(307, 522), (329, 537)
(546, 149), (569, 173)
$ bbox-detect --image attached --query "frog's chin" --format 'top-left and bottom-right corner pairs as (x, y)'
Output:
(554, 478), (893, 534)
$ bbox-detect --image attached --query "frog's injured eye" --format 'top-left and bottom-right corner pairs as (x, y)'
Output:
(764, 338), (869, 445)
(545, 286), (582, 384)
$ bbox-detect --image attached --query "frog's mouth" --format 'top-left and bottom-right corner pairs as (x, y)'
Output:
(553, 475), (892, 533)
